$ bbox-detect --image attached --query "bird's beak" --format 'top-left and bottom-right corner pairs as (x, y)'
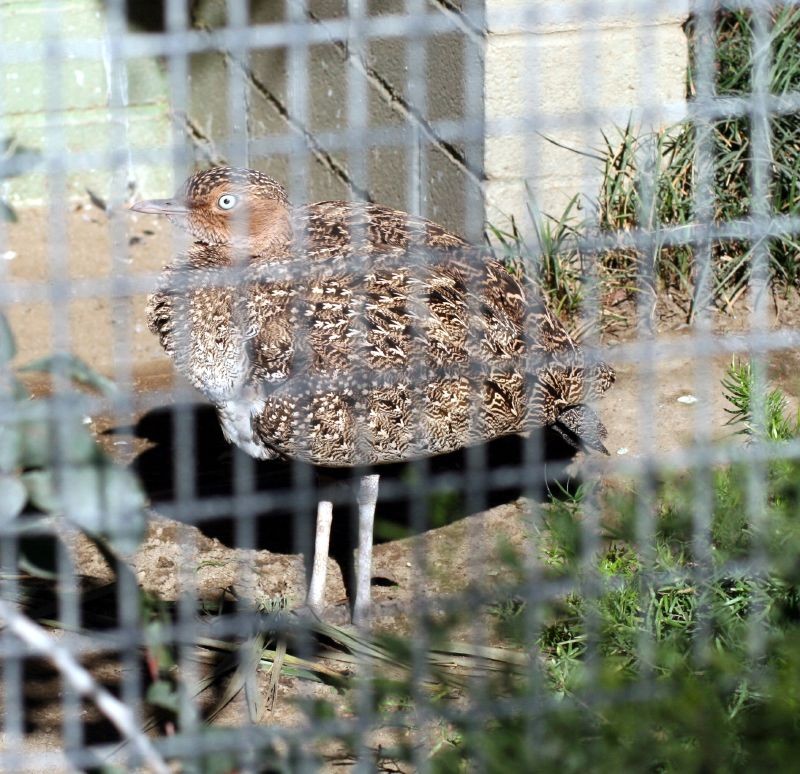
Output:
(129, 198), (189, 216)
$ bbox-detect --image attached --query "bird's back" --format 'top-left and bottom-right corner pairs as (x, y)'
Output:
(147, 201), (614, 466)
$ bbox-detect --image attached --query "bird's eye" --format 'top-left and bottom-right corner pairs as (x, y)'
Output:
(217, 194), (238, 210)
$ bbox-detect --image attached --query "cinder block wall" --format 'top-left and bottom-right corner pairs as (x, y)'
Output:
(188, 0), (689, 234)
(485, 0), (689, 230)
(0, 0), (172, 205)
(1, 0), (689, 236)
(189, 0), (485, 238)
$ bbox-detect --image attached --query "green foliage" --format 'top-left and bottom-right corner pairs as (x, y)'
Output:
(20, 353), (119, 397)
(488, 194), (587, 317)
(0, 311), (146, 562)
(311, 366), (800, 771)
(0, 313), (17, 363)
(598, 8), (800, 308)
(596, 122), (695, 295)
(429, 447), (800, 771)
(722, 357), (800, 440)
(487, 10), (800, 320)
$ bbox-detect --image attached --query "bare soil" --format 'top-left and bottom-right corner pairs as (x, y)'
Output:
(2, 202), (799, 770)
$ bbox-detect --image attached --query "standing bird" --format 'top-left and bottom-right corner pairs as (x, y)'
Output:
(131, 166), (615, 627)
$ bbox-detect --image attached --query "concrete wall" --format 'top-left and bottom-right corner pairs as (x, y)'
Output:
(187, 0), (689, 234)
(0, 0), (172, 205)
(0, 0), (689, 236)
(188, 0), (485, 238)
(485, 0), (689, 231)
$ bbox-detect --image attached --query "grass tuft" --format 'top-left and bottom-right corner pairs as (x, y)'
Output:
(722, 357), (800, 440)
(487, 193), (586, 317)
(495, 8), (800, 321)
(597, 7), (800, 310)
(426, 363), (800, 770)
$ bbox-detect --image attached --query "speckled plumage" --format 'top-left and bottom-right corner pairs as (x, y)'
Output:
(142, 166), (615, 468)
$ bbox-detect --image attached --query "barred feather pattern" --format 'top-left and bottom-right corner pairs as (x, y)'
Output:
(145, 169), (615, 466)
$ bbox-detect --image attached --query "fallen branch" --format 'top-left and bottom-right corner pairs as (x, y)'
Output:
(0, 599), (170, 774)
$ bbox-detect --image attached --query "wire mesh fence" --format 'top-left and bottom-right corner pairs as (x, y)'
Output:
(1, 0), (800, 770)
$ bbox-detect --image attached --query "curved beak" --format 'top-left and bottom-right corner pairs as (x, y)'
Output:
(129, 198), (189, 216)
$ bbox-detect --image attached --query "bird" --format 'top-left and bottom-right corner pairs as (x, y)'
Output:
(130, 166), (615, 627)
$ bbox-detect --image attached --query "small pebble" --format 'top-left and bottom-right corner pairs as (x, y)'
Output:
(1, 250), (16, 261)
(677, 394), (698, 404)
(616, 447), (629, 455)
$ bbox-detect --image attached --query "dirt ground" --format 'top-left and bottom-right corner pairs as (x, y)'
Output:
(2, 202), (800, 770)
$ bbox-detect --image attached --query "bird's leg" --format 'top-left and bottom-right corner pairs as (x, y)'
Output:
(305, 500), (333, 617)
(352, 473), (380, 629)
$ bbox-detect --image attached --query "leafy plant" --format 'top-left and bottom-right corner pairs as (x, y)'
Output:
(487, 194), (587, 317)
(722, 357), (800, 440)
(412, 364), (800, 770)
(0, 136), (40, 222)
(0, 310), (146, 570)
(502, 9), (800, 321)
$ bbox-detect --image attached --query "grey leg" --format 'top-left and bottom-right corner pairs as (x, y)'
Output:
(305, 500), (333, 618)
(352, 474), (379, 629)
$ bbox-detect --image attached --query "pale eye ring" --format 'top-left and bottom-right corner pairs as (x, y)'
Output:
(217, 193), (238, 210)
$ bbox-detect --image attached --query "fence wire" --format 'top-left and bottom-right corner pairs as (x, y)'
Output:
(1, 0), (799, 771)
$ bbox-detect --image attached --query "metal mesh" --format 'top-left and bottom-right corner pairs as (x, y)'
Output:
(1, 0), (799, 770)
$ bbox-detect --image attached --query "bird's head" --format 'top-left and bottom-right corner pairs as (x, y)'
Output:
(130, 166), (292, 254)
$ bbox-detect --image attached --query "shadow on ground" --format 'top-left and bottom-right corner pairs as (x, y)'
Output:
(113, 403), (582, 607)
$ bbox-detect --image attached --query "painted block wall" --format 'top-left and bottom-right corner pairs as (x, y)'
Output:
(0, 0), (172, 205)
(484, 0), (690, 231)
(189, 0), (485, 238)
(1, 0), (689, 238)
(187, 0), (688, 236)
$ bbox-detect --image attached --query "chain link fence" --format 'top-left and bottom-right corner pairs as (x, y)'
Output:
(1, 0), (799, 770)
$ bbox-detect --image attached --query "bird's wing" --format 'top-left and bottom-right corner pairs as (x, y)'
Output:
(291, 201), (587, 365)
(292, 201), (469, 264)
(245, 236), (588, 395)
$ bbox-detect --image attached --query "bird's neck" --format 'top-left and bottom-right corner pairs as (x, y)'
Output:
(189, 210), (293, 261)
(237, 205), (294, 258)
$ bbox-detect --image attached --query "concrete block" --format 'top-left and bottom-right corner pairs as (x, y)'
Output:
(0, 0), (172, 205)
(190, 0), (483, 235)
(485, 26), (687, 122)
(484, 0), (689, 228)
(487, 0), (690, 35)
